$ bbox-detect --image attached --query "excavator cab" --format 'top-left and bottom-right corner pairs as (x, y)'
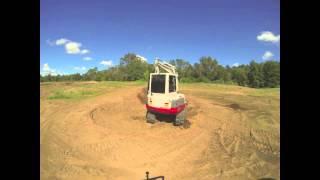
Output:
(146, 60), (187, 126)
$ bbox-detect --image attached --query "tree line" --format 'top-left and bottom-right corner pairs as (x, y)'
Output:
(40, 53), (280, 88)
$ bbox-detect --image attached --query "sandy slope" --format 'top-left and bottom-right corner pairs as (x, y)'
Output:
(40, 86), (279, 180)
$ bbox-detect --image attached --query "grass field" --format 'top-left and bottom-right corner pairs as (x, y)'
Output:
(40, 81), (280, 180)
(41, 81), (145, 100)
(180, 83), (280, 130)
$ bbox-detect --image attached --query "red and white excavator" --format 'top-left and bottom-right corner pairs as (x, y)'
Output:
(145, 59), (187, 126)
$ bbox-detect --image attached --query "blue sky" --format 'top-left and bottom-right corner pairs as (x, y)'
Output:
(40, 0), (280, 75)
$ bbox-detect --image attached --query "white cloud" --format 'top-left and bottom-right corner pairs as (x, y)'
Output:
(40, 63), (66, 76)
(136, 54), (147, 62)
(231, 63), (240, 67)
(43, 63), (51, 72)
(65, 42), (82, 54)
(56, 38), (70, 45)
(51, 38), (91, 55)
(257, 31), (280, 43)
(81, 49), (90, 54)
(41, 63), (57, 76)
(83, 57), (92, 61)
(74, 66), (87, 71)
(262, 51), (274, 60)
(100, 60), (113, 66)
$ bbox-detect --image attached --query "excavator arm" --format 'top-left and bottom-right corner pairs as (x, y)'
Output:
(154, 59), (176, 74)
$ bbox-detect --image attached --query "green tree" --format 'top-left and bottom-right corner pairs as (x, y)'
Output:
(232, 67), (248, 86)
(222, 65), (232, 83)
(169, 59), (191, 80)
(199, 56), (218, 81)
(38, 53), (279, 88)
(193, 63), (202, 80)
(56, 75), (61, 82)
(119, 53), (148, 81)
(248, 60), (263, 88)
(145, 63), (154, 80)
(47, 74), (52, 81)
(84, 67), (98, 81)
(262, 61), (280, 87)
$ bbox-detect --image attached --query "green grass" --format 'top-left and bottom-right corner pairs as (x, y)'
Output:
(47, 89), (99, 100)
(180, 83), (280, 131)
(43, 81), (145, 100)
(248, 87), (280, 97)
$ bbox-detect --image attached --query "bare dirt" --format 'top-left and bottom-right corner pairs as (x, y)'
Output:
(41, 85), (279, 180)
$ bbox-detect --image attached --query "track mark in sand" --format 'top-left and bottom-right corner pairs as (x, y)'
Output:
(58, 163), (111, 179)
(253, 111), (276, 125)
(53, 140), (125, 178)
(182, 96), (201, 130)
(181, 119), (191, 129)
(215, 129), (241, 157)
(250, 129), (280, 158)
(89, 107), (98, 121)
(89, 106), (111, 126)
(201, 130), (275, 179)
(82, 165), (106, 176)
(49, 140), (117, 178)
(186, 105), (199, 119)
(58, 164), (83, 178)
(132, 115), (145, 121)
(62, 141), (117, 161)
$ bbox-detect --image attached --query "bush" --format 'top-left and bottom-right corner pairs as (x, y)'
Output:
(180, 77), (196, 83)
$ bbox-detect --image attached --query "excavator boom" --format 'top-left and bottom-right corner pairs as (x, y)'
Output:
(154, 59), (176, 74)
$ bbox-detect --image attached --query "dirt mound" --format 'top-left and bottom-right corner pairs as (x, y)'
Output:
(186, 103), (200, 118)
(137, 87), (148, 104)
(41, 86), (279, 180)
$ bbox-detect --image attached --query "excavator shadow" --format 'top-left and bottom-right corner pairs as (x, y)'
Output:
(155, 114), (175, 123)
(154, 113), (192, 129)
